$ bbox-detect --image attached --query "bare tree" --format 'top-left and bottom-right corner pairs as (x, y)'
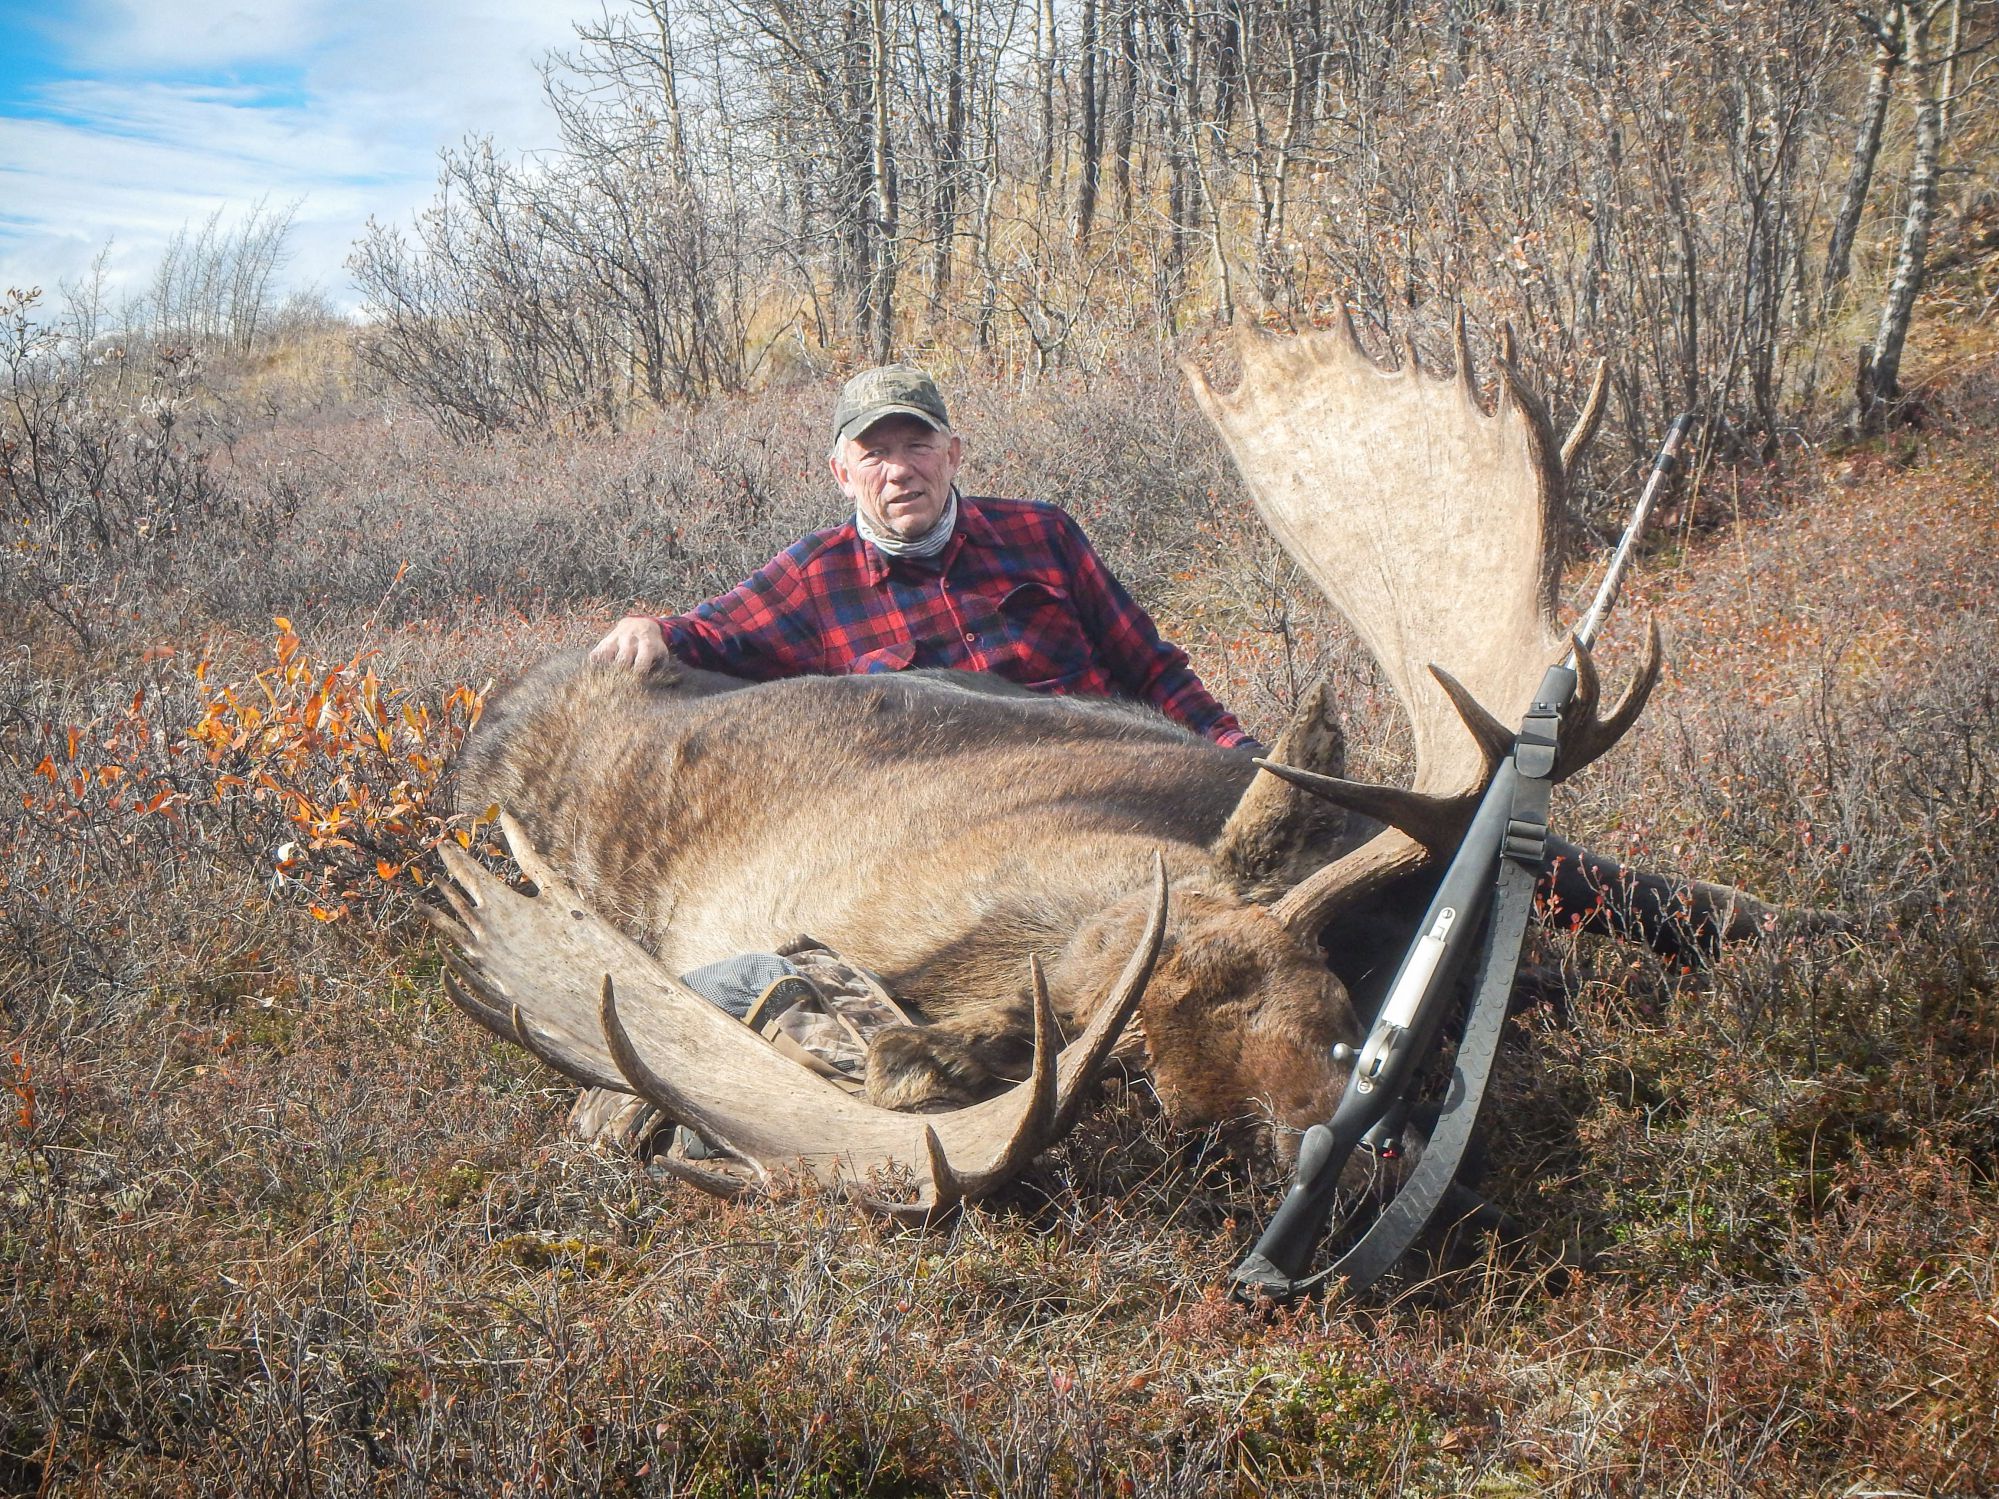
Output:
(1859, 1), (1954, 430)
(1825, 6), (1906, 299)
(57, 243), (115, 352)
(346, 0), (1990, 460)
(146, 198), (300, 351)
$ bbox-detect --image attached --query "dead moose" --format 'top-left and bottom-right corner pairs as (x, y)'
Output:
(431, 319), (1699, 1219)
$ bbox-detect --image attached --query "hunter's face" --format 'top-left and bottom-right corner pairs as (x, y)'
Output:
(831, 414), (963, 540)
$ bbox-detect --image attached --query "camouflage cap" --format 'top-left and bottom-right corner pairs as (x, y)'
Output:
(830, 364), (950, 448)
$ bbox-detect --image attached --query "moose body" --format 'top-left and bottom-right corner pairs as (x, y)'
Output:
(457, 651), (1361, 1136)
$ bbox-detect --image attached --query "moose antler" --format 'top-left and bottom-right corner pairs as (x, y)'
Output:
(1186, 312), (1656, 936)
(428, 815), (1167, 1221)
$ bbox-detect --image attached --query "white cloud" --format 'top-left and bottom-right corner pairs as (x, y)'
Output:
(51, 0), (325, 72)
(0, 0), (609, 311)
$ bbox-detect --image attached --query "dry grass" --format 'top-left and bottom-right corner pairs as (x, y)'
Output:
(3, 287), (1997, 1494)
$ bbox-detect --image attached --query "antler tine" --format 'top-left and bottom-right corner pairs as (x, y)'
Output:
(843, 1127), (963, 1224)
(497, 811), (562, 892)
(442, 963), (515, 1041)
(1556, 618), (1663, 780)
(1250, 760), (1473, 853)
(1429, 665), (1517, 769)
(423, 899), (471, 947)
(1561, 359), (1611, 480)
(918, 860), (1169, 1207)
(1451, 308), (1475, 400)
(994, 955), (1063, 1170)
(599, 974), (768, 1178)
(436, 841), (496, 906)
(1570, 630), (1602, 724)
(510, 985), (631, 1092)
(433, 875), (479, 935)
(922, 1126), (966, 1213)
(908, 950), (1071, 1207)
(1400, 331), (1423, 375)
(652, 1150), (757, 1200)
(1271, 830), (1429, 940)
(1051, 851), (1169, 1133)
(1335, 298), (1363, 352)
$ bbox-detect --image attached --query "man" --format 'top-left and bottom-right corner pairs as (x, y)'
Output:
(590, 364), (1258, 750)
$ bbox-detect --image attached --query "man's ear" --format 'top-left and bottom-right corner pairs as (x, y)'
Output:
(944, 432), (964, 480)
(827, 448), (854, 500)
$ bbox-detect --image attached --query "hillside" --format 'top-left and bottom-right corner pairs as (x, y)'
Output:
(2, 291), (1997, 1493)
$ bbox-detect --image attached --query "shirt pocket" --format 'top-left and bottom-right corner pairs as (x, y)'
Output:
(983, 580), (1096, 690)
(848, 641), (915, 674)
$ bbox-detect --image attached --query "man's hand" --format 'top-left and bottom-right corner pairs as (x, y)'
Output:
(589, 615), (676, 674)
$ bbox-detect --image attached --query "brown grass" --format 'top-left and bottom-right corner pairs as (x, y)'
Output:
(3, 283), (1997, 1494)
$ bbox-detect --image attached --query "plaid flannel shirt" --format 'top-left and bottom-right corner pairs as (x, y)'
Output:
(659, 494), (1252, 748)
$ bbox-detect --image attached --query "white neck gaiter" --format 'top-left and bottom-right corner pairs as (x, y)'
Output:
(854, 487), (960, 562)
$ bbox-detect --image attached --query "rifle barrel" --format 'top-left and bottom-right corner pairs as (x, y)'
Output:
(1571, 412), (1695, 657)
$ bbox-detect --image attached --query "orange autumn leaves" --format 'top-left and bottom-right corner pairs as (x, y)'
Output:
(183, 618), (490, 920)
(24, 620), (489, 925)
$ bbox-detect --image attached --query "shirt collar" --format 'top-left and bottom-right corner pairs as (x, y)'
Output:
(856, 491), (997, 584)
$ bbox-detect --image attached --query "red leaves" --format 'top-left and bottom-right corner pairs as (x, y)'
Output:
(4, 1051), (33, 1132)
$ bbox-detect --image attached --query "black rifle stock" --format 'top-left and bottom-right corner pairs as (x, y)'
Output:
(1232, 413), (1695, 1301)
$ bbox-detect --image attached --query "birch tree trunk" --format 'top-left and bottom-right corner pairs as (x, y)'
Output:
(1861, 5), (1946, 431)
(868, 0), (898, 363)
(1037, 0), (1056, 196)
(1824, 10), (1902, 300)
(1939, 0), (1961, 136)
(1075, 0), (1102, 246)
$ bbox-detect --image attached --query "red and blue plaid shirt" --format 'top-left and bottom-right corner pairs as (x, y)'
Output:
(660, 494), (1252, 747)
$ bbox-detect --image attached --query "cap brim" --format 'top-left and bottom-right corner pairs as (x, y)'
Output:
(835, 403), (947, 445)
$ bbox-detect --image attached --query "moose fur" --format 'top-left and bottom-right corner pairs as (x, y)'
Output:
(455, 651), (1364, 1144)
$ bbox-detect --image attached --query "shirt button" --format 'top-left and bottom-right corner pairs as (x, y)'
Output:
(963, 632), (976, 643)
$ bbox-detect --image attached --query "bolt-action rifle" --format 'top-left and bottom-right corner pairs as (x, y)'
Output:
(1233, 413), (1697, 1302)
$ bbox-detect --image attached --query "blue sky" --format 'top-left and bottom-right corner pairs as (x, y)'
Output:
(0, 0), (610, 311)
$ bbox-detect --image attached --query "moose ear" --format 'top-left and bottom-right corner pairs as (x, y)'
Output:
(1211, 674), (1349, 903)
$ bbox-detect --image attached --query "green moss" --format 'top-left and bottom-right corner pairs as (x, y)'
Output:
(493, 1233), (614, 1276)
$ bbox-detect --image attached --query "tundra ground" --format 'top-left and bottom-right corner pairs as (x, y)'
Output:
(3, 304), (1996, 1494)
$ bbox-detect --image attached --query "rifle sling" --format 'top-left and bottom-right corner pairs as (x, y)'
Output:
(1322, 753), (1553, 1295)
